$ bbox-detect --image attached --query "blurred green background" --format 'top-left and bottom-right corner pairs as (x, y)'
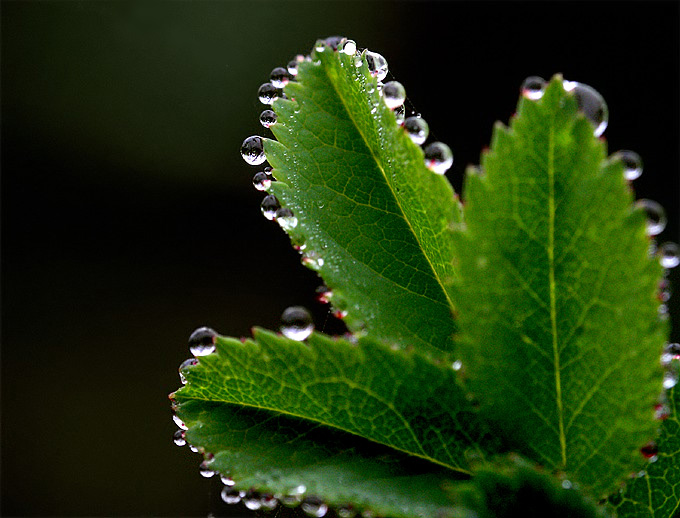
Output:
(2, 1), (678, 516)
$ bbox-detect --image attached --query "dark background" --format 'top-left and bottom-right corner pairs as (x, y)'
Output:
(2, 1), (678, 516)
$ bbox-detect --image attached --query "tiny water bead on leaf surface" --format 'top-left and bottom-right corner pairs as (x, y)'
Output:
(259, 109), (277, 128)
(188, 327), (217, 356)
(173, 429), (186, 446)
(635, 198), (667, 236)
(260, 194), (281, 220)
(381, 80), (406, 109)
(520, 76), (547, 100)
(258, 83), (280, 105)
(423, 142), (454, 174)
(240, 136), (266, 165)
(402, 116), (429, 144)
(609, 150), (643, 181)
(659, 242), (680, 269)
(563, 80), (609, 137)
(280, 306), (314, 341)
(252, 171), (272, 191)
(364, 50), (388, 81)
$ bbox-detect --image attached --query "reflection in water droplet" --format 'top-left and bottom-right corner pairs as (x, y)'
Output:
(261, 195), (281, 221)
(563, 81), (608, 137)
(260, 109), (277, 128)
(402, 116), (429, 145)
(173, 429), (186, 446)
(240, 136), (266, 165)
(221, 487), (243, 505)
(188, 327), (217, 356)
(199, 460), (215, 478)
(253, 172), (272, 191)
(316, 285), (331, 304)
(364, 51), (388, 81)
(301, 497), (328, 517)
(178, 358), (198, 384)
(270, 67), (291, 88)
(659, 242), (680, 269)
(520, 76), (546, 100)
(258, 83), (280, 105)
(281, 485), (307, 508)
(276, 207), (298, 230)
(424, 142), (454, 174)
(381, 81), (406, 110)
(635, 199), (667, 236)
(610, 150), (643, 181)
(173, 414), (188, 430)
(341, 39), (357, 55)
(281, 306), (314, 341)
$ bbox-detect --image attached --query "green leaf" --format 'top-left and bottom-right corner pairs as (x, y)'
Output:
(175, 329), (500, 475)
(608, 383), (680, 518)
(452, 76), (669, 496)
(262, 40), (463, 355)
(176, 401), (466, 518)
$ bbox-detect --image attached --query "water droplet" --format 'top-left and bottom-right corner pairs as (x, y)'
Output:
(561, 479), (573, 489)
(341, 39), (357, 55)
(221, 475), (235, 486)
(635, 199), (667, 236)
(563, 81), (608, 137)
(424, 142), (454, 174)
(334, 309), (348, 319)
(276, 207), (298, 230)
(337, 506), (357, 518)
(243, 490), (262, 511)
(240, 136), (266, 165)
(664, 343), (680, 359)
(301, 497), (328, 518)
(253, 172), (272, 191)
(260, 494), (278, 511)
(381, 81), (406, 110)
(287, 60), (300, 76)
(281, 306), (314, 341)
(199, 460), (215, 478)
(178, 358), (199, 384)
(402, 116), (429, 145)
(394, 105), (406, 125)
(659, 242), (680, 269)
(173, 414), (188, 430)
(173, 429), (186, 446)
(520, 76), (546, 100)
(281, 485), (306, 508)
(188, 327), (217, 356)
(261, 195), (281, 220)
(302, 251), (324, 269)
(663, 364), (679, 390)
(258, 83), (280, 105)
(655, 402), (671, 421)
(640, 441), (659, 462)
(364, 51), (388, 81)
(452, 360), (463, 371)
(270, 67), (291, 88)
(259, 109), (277, 128)
(610, 150), (643, 181)
(221, 487), (243, 505)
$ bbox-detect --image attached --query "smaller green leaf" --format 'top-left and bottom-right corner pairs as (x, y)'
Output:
(177, 401), (467, 518)
(608, 381), (680, 518)
(175, 328), (501, 474)
(450, 455), (607, 518)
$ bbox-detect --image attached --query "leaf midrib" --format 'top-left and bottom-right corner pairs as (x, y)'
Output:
(547, 120), (567, 467)
(322, 56), (457, 322)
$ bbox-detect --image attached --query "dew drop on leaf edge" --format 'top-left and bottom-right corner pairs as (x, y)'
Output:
(381, 81), (406, 110)
(276, 207), (298, 230)
(520, 76), (546, 100)
(173, 429), (186, 446)
(240, 136), (266, 166)
(635, 199), (667, 236)
(610, 150), (643, 181)
(659, 242), (680, 269)
(253, 171), (272, 191)
(281, 306), (314, 341)
(424, 142), (454, 174)
(301, 497), (328, 518)
(364, 50), (388, 81)
(261, 194), (281, 220)
(259, 109), (277, 128)
(563, 80), (609, 137)
(258, 83), (280, 105)
(188, 326), (217, 356)
(402, 116), (429, 145)
(221, 487), (243, 505)
(270, 66), (291, 88)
